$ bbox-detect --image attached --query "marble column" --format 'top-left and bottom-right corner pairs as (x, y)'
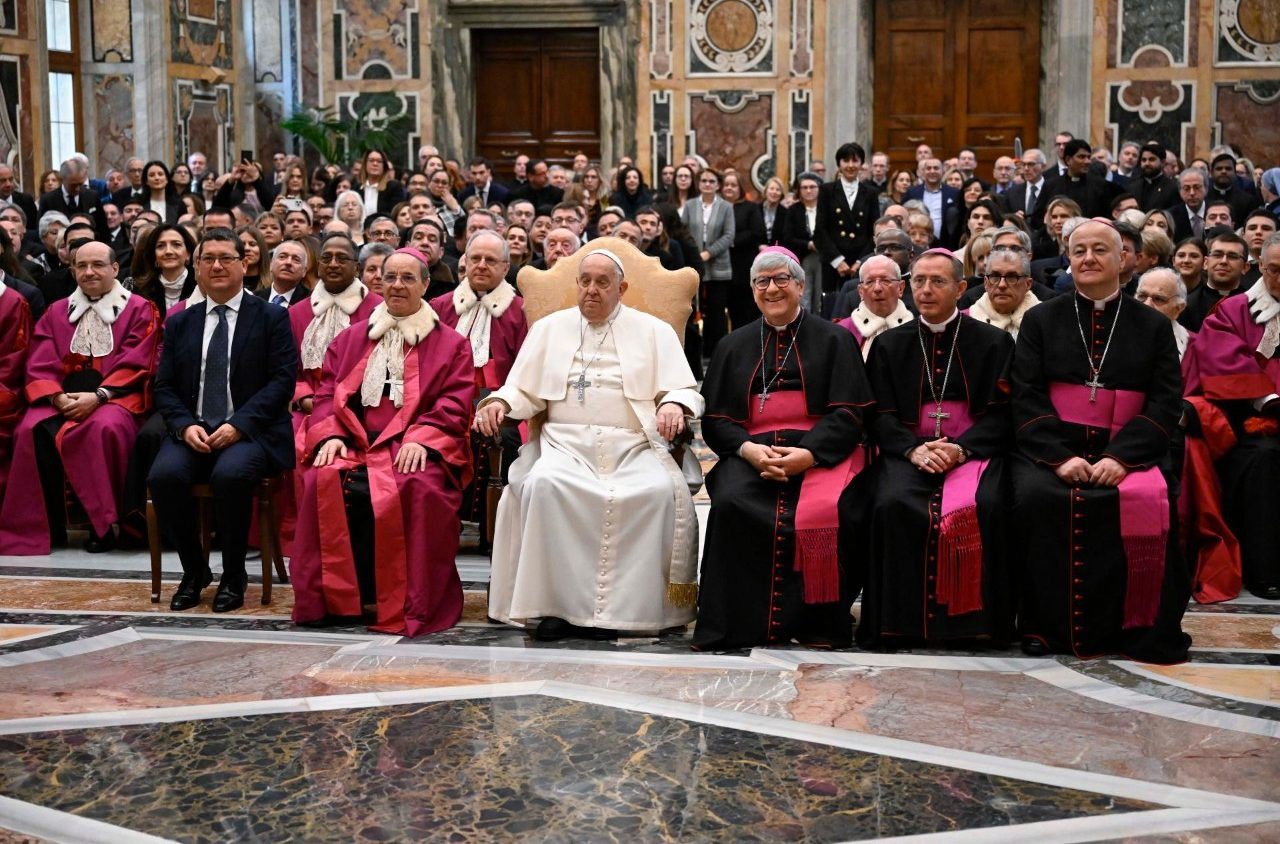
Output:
(1039, 0), (1092, 152)
(129, 0), (169, 162)
(822, 0), (873, 162)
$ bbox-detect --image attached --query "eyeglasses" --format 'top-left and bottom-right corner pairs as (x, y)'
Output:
(859, 277), (898, 289)
(197, 254), (240, 267)
(468, 255), (508, 266)
(984, 273), (1027, 285)
(319, 253), (354, 264)
(1135, 291), (1173, 305)
(751, 273), (797, 290)
(1207, 251), (1245, 261)
(911, 276), (957, 289)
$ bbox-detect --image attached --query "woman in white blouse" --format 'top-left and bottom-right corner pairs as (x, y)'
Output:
(141, 161), (183, 225)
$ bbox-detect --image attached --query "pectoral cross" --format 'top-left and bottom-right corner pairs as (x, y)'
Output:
(572, 371), (591, 403)
(1085, 376), (1104, 403)
(927, 407), (950, 438)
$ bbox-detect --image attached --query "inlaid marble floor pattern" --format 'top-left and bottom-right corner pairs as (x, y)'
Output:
(0, 550), (1278, 842)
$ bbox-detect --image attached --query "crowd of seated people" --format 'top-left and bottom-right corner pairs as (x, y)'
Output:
(0, 136), (1276, 660)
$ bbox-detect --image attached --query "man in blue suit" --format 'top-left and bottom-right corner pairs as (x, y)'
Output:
(903, 158), (962, 249)
(149, 227), (298, 612)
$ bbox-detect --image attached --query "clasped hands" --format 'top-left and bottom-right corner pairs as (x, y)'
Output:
(50, 391), (101, 422)
(741, 442), (815, 482)
(181, 423), (242, 454)
(1055, 456), (1127, 488)
(909, 438), (965, 474)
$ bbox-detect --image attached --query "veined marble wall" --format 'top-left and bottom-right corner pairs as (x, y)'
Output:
(1093, 0), (1280, 167)
(639, 0), (825, 195)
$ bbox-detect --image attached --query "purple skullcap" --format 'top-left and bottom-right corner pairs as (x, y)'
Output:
(919, 247), (958, 260)
(394, 246), (431, 266)
(758, 245), (801, 265)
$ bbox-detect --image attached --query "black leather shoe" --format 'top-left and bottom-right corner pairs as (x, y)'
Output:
(83, 527), (116, 554)
(212, 576), (247, 613)
(1020, 637), (1051, 657)
(170, 568), (213, 611)
(531, 617), (573, 641)
(1248, 583), (1280, 601)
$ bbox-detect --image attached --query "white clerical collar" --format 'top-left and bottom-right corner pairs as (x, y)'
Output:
(765, 309), (803, 331)
(1078, 287), (1121, 310)
(918, 308), (959, 333)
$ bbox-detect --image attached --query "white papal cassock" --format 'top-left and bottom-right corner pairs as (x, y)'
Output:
(485, 304), (704, 631)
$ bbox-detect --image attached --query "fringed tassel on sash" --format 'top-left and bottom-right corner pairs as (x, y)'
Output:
(936, 505), (984, 616)
(795, 527), (840, 604)
(1122, 534), (1165, 629)
(667, 581), (698, 609)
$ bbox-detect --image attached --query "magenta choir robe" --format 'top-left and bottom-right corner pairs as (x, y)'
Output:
(0, 284), (33, 502)
(429, 284), (528, 391)
(283, 286), (382, 553)
(0, 292), (160, 553)
(291, 312), (476, 636)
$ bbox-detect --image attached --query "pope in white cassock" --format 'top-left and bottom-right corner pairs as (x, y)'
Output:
(475, 248), (704, 641)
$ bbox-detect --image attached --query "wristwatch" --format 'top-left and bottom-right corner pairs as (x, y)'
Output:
(94, 388), (110, 405)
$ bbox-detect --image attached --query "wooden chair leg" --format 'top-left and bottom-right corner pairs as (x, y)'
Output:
(270, 482), (289, 584)
(258, 493), (273, 606)
(199, 497), (213, 567)
(146, 498), (163, 603)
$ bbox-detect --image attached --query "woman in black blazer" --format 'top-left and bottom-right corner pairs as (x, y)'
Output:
(781, 172), (823, 311)
(141, 161), (185, 225)
(723, 171), (766, 330)
(127, 223), (196, 317)
(357, 148), (407, 215)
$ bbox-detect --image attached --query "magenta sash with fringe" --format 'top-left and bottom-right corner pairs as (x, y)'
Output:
(1049, 382), (1168, 629)
(745, 390), (864, 604)
(913, 400), (989, 616)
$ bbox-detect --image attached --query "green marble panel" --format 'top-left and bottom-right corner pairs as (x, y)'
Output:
(0, 696), (1157, 841)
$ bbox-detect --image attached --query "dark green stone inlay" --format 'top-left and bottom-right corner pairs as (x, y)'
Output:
(0, 696), (1157, 842)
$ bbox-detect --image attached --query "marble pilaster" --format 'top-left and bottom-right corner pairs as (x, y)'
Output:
(1040, 0), (1093, 151)
(821, 0), (871, 162)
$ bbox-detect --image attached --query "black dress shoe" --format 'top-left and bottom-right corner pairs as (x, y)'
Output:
(531, 617), (573, 641)
(170, 568), (213, 611)
(83, 527), (116, 554)
(1248, 583), (1280, 601)
(212, 576), (247, 613)
(1020, 637), (1051, 657)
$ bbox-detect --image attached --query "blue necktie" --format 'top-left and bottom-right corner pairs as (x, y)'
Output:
(202, 305), (229, 425)
(272, 294), (287, 307)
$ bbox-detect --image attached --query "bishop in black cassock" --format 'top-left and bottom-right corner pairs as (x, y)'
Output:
(842, 249), (1016, 648)
(1010, 220), (1190, 664)
(695, 247), (872, 650)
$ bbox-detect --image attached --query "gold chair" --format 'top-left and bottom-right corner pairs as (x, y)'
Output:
(146, 476), (289, 605)
(483, 239), (699, 544)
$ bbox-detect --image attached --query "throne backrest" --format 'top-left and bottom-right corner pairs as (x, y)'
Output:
(515, 237), (698, 346)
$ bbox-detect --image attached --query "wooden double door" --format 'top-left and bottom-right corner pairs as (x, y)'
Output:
(873, 0), (1041, 174)
(472, 29), (601, 178)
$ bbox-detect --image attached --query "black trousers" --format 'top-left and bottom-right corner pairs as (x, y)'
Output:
(148, 435), (271, 580)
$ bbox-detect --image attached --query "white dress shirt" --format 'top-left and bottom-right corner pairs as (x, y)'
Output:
(196, 289), (244, 422)
(922, 188), (943, 238)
